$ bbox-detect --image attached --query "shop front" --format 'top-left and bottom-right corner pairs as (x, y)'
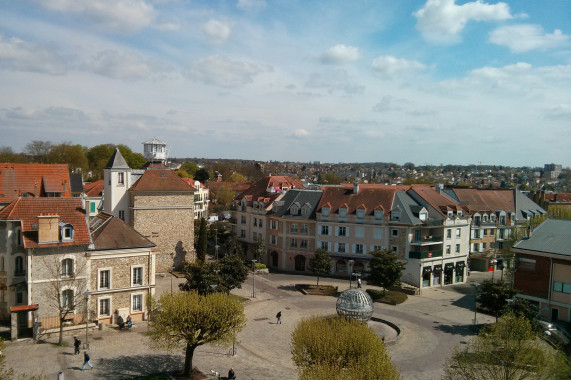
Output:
(433, 265), (442, 286)
(422, 266), (432, 287)
(444, 263), (454, 285)
(455, 261), (466, 283)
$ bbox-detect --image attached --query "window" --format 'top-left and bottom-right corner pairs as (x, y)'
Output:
(0, 257), (3, 271)
(373, 245), (383, 251)
(564, 283), (571, 294)
(301, 205), (310, 216)
(414, 230), (422, 242)
(355, 244), (363, 254)
(300, 240), (308, 249)
(474, 230), (480, 239)
(491, 215), (496, 222)
(553, 282), (563, 292)
(374, 228), (383, 240)
(62, 289), (74, 310)
(518, 258), (536, 271)
(321, 225), (329, 235)
(241, 216), (246, 224)
(301, 224), (308, 234)
(320, 241), (329, 250)
(482, 243), (487, 250)
(132, 267), (143, 286)
(499, 216), (506, 225)
(446, 245), (451, 255)
(356, 209), (365, 219)
(290, 205), (299, 215)
(498, 229), (505, 239)
(16, 292), (24, 304)
(99, 269), (110, 289)
(99, 298), (110, 316)
(259, 219), (263, 228)
(446, 229), (451, 239)
(90, 202), (96, 213)
(321, 207), (330, 217)
(374, 209), (383, 220)
(240, 229), (246, 238)
(118, 172), (124, 185)
(290, 239), (297, 248)
(271, 220), (277, 230)
(16, 228), (22, 246)
(291, 224), (298, 233)
(253, 218), (257, 227)
(339, 208), (347, 218)
(391, 229), (398, 237)
(391, 246), (398, 254)
(490, 242), (495, 249)
(119, 210), (125, 221)
(338, 226), (346, 237)
(474, 216), (481, 225)
(355, 227), (364, 238)
(62, 258), (73, 277)
(419, 212), (427, 221)
(338, 243), (346, 253)
(271, 235), (277, 245)
(483, 229), (488, 236)
(483, 214), (488, 222)
(456, 228), (461, 237)
(455, 244), (460, 253)
(15, 256), (24, 276)
(253, 232), (257, 240)
(132, 294), (143, 312)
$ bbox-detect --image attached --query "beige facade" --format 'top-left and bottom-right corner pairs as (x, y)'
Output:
(131, 191), (195, 272)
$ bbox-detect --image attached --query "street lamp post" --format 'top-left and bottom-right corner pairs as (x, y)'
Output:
(473, 284), (479, 325)
(251, 259), (257, 298)
(85, 292), (90, 349)
(490, 259), (498, 282)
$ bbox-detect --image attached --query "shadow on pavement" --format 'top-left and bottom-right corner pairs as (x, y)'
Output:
(276, 285), (298, 292)
(451, 294), (476, 311)
(96, 353), (182, 379)
(433, 324), (478, 337)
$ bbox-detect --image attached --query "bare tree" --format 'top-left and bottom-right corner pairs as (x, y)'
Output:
(41, 251), (88, 345)
(24, 140), (52, 163)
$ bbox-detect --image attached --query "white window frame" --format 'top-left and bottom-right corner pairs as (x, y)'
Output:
(301, 224), (308, 234)
(337, 226), (347, 237)
(290, 224), (298, 233)
(98, 296), (111, 317)
(131, 293), (144, 313)
(98, 268), (112, 290)
(446, 245), (451, 255)
(456, 228), (461, 237)
(61, 287), (75, 312)
(356, 209), (365, 219)
(321, 207), (330, 216)
(321, 225), (329, 235)
(132, 265), (144, 286)
(61, 258), (74, 277)
(118, 172), (124, 185)
(355, 244), (364, 254)
(338, 208), (347, 218)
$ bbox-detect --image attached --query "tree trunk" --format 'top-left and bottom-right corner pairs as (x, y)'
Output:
(184, 343), (197, 376)
(316, 276), (320, 286)
(58, 317), (64, 345)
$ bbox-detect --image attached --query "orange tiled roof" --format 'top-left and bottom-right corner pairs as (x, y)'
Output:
(0, 163), (71, 203)
(0, 198), (90, 248)
(130, 167), (194, 192)
(452, 188), (514, 213)
(234, 176), (305, 203)
(206, 181), (251, 192)
(318, 185), (404, 216)
(544, 193), (571, 203)
(84, 180), (104, 197)
(408, 185), (466, 216)
(180, 178), (197, 190)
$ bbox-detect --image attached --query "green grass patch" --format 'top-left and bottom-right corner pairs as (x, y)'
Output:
(366, 289), (408, 305)
(296, 284), (338, 296)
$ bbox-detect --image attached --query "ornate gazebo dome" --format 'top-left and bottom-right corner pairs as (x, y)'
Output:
(336, 288), (374, 323)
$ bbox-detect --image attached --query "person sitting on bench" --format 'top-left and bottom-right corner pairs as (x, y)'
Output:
(117, 315), (125, 329)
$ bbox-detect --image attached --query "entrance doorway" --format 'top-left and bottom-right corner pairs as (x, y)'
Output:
(551, 307), (559, 322)
(294, 255), (306, 272)
(271, 251), (278, 268)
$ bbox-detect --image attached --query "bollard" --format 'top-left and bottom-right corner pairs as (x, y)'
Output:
(58, 371), (64, 380)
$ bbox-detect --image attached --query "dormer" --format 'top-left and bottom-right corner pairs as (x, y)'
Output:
(391, 206), (401, 221)
(374, 206), (384, 220)
(473, 213), (481, 226)
(447, 210), (453, 218)
(490, 214), (496, 223)
(290, 202), (300, 215)
(419, 209), (428, 222)
(301, 203), (311, 216)
(482, 213), (488, 222)
(356, 205), (366, 219)
(59, 221), (75, 242)
(509, 212), (515, 223)
(321, 202), (331, 217)
(457, 210), (462, 218)
(338, 205), (348, 218)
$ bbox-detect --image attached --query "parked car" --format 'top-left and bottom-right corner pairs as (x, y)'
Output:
(539, 320), (570, 346)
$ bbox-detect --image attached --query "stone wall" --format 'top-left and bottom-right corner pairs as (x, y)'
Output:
(131, 192), (195, 272)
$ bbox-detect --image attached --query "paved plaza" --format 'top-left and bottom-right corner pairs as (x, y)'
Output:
(4, 271), (496, 380)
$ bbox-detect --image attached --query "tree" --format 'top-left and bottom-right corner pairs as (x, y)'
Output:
(224, 235), (244, 257)
(229, 172), (245, 182)
(179, 162), (199, 178)
(477, 280), (516, 322)
(444, 314), (569, 380)
(254, 236), (265, 263)
(46, 142), (88, 173)
(503, 297), (541, 332)
(291, 316), (400, 380)
(179, 254), (248, 295)
(41, 253), (88, 345)
(24, 140), (52, 163)
(368, 249), (406, 295)
(196, 218), (207, 262)
(194, 168), (210, 183)
(308, 249), (332, 286)
(147, 291), (246, 377)
(0, 147), (28, 163)
(217, 254), (249, 294)
(179, 261), (219, 295)
(213, 185), (235, 208)
(117, 144), (145, 169)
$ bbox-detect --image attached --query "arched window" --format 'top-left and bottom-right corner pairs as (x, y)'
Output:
(62, 258), (74, 277)
(62, 289), (74, 309)
(336, 260), (347, 273)
(15, 256), (24, 275)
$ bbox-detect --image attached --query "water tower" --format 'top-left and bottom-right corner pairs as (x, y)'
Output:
(142, 138), (167, 164)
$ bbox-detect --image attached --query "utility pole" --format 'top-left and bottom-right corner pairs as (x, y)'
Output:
(85, 292), (90, 349)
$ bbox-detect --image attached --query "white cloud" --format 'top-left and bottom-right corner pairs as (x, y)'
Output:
(154, 23), (180, 32)
(490, 24), (570, 53)
(0, 34), (68, 75)
(202, 20), (233, 44)
(371, 56), (426, 75)
(306, 70), (364, 94)
(545, 104), (571, 120)
(237, 0), (267, 11)
(291, 129), (309, 138)
(35, 0), (156, 33)
(319, 44), (361, 64)
(414, 0), (513, 43)
(186, 55), (272, 87)
(81, 50), (163, 80)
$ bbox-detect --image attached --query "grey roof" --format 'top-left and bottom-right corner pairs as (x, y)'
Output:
(514, 189), (545, 222)
(392, 192), (423, 225)
(513, 219), (571, 256)
(104, 148), (130, 169)
(69, 173), (83, 194)
(271, 189), (323, 219)
(142, 138), (166, 145)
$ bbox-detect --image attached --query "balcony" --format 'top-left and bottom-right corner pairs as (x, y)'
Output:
(411, 235), (443, 246)
(409, 250), (443, 259)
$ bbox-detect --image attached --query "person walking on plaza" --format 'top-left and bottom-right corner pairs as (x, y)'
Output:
(228, 367), (236, 379)
(82, 351), (94, 370)
(276, 311), (282, 324)
(73, 336), (81, 355)
(357, 278), (362, 288)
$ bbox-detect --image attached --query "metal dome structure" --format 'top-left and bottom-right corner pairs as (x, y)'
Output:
(336, 288), (374, 323)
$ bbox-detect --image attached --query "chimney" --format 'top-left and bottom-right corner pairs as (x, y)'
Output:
(37, 214), (60, 243)
(34, 182), (38, 197)
(353, 182), (359, 194)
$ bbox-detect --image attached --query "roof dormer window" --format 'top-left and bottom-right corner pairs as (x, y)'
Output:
(59, 222), (74, 242)
(321, 207), (330, 217)
(301, 204), (310, 216)
(338, 207), (347, 218)
(419, 211), (427, 221)
(447, 211), (453, 218)
(290, 205), (299, 215)
(356, 209), (365, 219)
(374, 209), (383, 220)
(457, 210), (462, 217)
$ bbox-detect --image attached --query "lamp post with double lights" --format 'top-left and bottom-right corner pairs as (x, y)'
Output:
(251, 259), (257, 298)
(84, 292), (90, 349)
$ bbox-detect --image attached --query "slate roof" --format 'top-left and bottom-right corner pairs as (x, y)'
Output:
(270, 189), (323, 219)
(392, 192), (424, 224)
(0, 163), (71, 203)
(514, 190), (546, 222)
(84, 180), (104, 197)
(104, 148), (130, 169)
(513, 219), (571, 257)
(317, 185), (405, 216)
(0, 198), (90, 248)
(69, 173), (84, 195)
(89, 212), (155, 250)
(129, 167), (194, 192)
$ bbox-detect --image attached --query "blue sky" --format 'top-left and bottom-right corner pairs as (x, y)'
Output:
(0, 0), (569, 166)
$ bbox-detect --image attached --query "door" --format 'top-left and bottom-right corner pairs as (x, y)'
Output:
(551, 308), (559, 322)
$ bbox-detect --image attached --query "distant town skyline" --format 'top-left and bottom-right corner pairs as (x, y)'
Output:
(0, 1), (569, 166)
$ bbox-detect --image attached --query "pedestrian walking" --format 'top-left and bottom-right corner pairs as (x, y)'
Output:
(276, 311), (282, 324)
(228, 367), (236, 379)
(73, 336), (81, 355)
(82, 351), (94, 370)
(357, 278), (362, 288)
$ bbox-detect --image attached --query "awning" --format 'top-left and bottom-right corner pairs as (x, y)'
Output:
(433, 265), (443, 272)
(10, 304), (39, 313)
(444, 263), (454, 270)
(422, 266), (433, 275)
(456, 261), (466, 269)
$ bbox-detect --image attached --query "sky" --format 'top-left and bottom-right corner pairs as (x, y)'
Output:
(0, 0), (570, 167)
